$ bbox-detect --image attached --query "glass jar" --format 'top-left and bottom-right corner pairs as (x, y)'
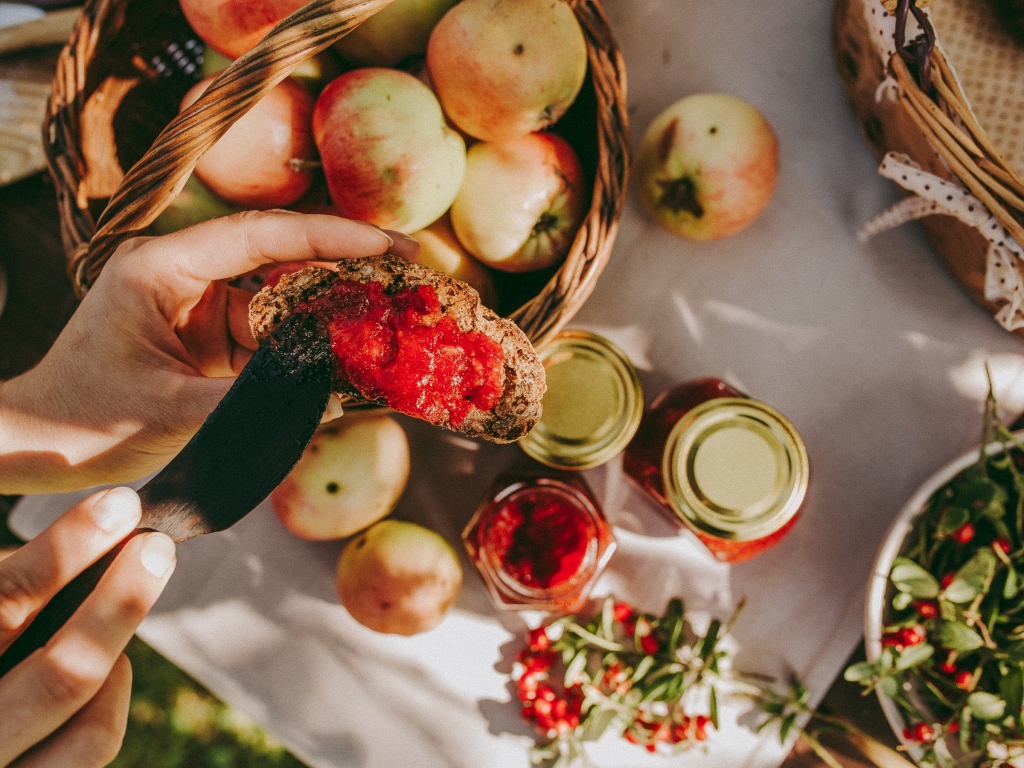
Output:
(623, 377), (809, 563)
(462, 471), (616, 613)
(519, 330), (643, 470)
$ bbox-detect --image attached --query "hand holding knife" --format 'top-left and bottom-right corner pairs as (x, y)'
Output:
(0, 311), (335, 678)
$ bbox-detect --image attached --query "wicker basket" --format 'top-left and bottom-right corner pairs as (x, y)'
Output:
(43, 0), (629, 351)
(833, 0), (1024, 339)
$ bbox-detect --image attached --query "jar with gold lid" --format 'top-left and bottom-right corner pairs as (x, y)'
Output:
(518, 330), (643, 470)
(462, 469), (616, 613)
(623, 377), (809, 563)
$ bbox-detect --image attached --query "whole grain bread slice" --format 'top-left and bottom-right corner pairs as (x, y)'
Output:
(249, 256), (546, 443)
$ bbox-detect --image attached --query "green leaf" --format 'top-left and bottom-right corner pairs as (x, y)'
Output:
(892, 592), (914, 611)
(895, 642), (934, 670)
(600, 597), (614, 640)
(1007, 640), (1024, 662)
(891, 558), (941, 598)
(699, 620), (721, 662)
(843, 661), (879, 682)
(999, 664), (1024, 720)
(879, 676), (899, 699)
(759, 699), (786, 716)
(968, 691), (1007, 721)
(937, 506), (970, 535)
(944, 549), (997, 603)
(564, 650), (588, 689)
(631, 654), (654, 683)
(935, 620), (985, 652)
(580, 705), (618, 742)
(1007, 567), (1020, 601)
(710, 686), (719, 729)
(779, 712), (797, 743)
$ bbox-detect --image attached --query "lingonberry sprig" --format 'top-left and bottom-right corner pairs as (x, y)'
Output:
(514, 596), (753, 767)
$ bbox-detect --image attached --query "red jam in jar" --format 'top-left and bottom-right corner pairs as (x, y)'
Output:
(294, 280), (506, 426)
(462, 471), (616, 612)
(623, 377), (809, 563)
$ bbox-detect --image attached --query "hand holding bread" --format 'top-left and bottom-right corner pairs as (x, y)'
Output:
(0, 211), (412, 495)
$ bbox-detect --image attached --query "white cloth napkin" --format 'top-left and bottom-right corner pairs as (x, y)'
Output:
(15, 0), (1024, 765)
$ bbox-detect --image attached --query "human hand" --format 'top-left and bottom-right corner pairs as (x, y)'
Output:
(0, 211), (418, 494)
(0, 487), (174, 767)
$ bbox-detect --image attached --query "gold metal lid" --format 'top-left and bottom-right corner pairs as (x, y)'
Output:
(661, 398), (808, 541)
(519, 330), (644, 470)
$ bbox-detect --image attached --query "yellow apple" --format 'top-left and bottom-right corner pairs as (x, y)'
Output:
(411, 215), (498, 307)
(270, 414), (410, 541)
(336, 520), (463, 635)
(332, 0), (459, 67)
(450, 132), (586, 272)
(426, 0), (588, 143)
(635, 93), (780, 241)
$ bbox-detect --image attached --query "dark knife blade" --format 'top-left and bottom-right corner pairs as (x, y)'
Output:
(0, 311), (334, 677)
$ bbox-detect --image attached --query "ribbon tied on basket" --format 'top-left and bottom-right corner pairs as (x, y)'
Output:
(859, 152), (1024, 332)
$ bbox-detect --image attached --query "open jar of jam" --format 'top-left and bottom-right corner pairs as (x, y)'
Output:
(462, 470), (616, 613)
(623, 377), (809, 563)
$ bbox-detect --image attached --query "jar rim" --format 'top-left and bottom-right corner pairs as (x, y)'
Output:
(661, 398), (809, 541)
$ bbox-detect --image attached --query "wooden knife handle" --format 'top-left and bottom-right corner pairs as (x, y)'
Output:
(0, 528), (149, 678)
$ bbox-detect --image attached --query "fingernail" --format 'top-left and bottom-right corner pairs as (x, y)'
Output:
(139, 533), (176, 578)
(384, 230), (419, 244)
(360, 222), (394, 247)
(91, 487), (141, 533)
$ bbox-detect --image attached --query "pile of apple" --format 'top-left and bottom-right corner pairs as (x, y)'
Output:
(271, 412), (464, 637)
(159, 0), (594, 307)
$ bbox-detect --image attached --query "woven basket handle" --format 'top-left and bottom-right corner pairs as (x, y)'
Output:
(75, 0), (396, 291)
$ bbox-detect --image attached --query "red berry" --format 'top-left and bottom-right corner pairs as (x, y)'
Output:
(953, 523), (975, 544)
(902, 722), (934, 743)
(613, 601), (634, 623)
(900, 625), (926, 646)
(881, 632), (905, 650)
(939, 659), (958, 674)
(947, 722), (960, 733)
(645, 743), (657, 753)
(913, 601), (937, 618)
(527, 626), (550, 652)
(640, 634), (660, 655)
(941, 572), (957, 589)
(994, 538), (1012, 555)
(954, 670), (973, 690)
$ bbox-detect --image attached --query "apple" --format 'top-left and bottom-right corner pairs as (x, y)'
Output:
(313, 68), (466, 234)
(201, 46), (341, 93)
(411, 214), (498, 307)
(336, 519), (463, 635)
(635, 93), (780, 241)
(333, 0), (458, 67)
(182, 75), (316, 209)
(449, 132), (586, 272)
(149, 173), (240, 235)
(180, 0), (307, 59)
(270, 414), (410, 541)
(426, 0), (588, 143)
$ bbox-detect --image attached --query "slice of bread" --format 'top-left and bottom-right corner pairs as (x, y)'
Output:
(249, 256), (546, 443)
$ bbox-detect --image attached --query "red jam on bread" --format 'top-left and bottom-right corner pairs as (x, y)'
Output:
(294, 279), (505, 426)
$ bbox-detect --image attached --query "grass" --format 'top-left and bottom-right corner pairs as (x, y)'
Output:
(1, 505), (307, 767)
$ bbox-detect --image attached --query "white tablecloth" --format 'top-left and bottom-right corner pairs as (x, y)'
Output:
(15, 0), (1024, 765)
